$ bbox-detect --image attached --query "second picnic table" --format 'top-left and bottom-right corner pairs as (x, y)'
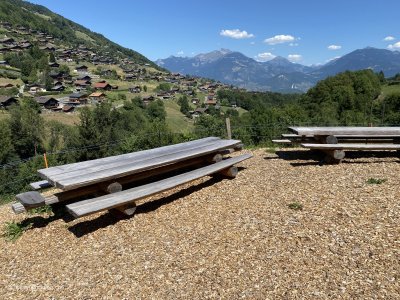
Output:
(276, 126), (400, 163)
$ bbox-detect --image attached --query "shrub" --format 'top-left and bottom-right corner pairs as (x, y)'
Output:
(288, 202), (303, 211)
(366, 178), (387, 184)
(2, 221), (32, 241)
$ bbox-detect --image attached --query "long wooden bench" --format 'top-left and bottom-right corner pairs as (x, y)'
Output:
(66, 154), (252, 218)
(302, 143), (400, 150)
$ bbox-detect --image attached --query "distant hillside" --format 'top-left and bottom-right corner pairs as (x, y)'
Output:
(0, 0), (159, 68)
(157, 50), (318, 93)
(157, 48), (400, 93)
(312, 47), (400, 78)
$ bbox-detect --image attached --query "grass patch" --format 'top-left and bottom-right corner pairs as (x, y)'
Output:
(2, 221), (32, 242)
(265, 147), (277, 154)
(164, 100), (194, 133)
(381, 84), (400, 97)
(366, 178), (387, 184)
(28, 205), (52, 215)
(288, 202), (303, 211)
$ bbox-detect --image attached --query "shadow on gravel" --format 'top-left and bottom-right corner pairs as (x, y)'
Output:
(270, 149), (399, 166)
(16, 204), (74, 233)
(67, 175), (235, 238)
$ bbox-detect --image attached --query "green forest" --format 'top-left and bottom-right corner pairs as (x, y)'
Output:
(1, 69), (400, 202)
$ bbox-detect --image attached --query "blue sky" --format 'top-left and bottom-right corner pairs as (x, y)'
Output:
(28, 0), (400, 65)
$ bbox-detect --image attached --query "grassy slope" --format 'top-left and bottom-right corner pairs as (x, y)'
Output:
(164, 100), (194, 133)
(381, 84), (400, 96)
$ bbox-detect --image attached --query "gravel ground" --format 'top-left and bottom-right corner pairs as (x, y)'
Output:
(0, 148), (399, 299)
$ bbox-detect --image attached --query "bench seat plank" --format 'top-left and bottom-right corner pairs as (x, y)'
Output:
(290, 126), (400, 136)
(48, 139), (243, 191)
(66, 154), (252, 218)
(16, 191), (46, 208)
(301, 143), (400, 150)
(38, 137), (221, 178)
(29, 180), (52, 190)
(272, 139), (292, 144)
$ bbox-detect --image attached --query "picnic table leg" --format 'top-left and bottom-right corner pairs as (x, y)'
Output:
(324, 150), (345, 164)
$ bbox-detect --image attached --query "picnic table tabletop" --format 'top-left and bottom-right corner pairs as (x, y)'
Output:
(37, 137), (242, 191)
(288, 126), (400, 136)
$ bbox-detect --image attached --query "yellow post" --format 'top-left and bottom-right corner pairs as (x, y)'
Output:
(43, 153), (49, 168)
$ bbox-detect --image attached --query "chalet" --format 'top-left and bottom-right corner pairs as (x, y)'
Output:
(192, 98), (200, 104)
(93, 82), (112, 90)
(75, 65), (89, 74)
(205, 99), (217, 106)
(77, 75), (92, 81)
(0, 96), (18, 109)
(49, 71), (64, 80)
(89, 92), (107, 103)
(28, 84), (45, 94)
(62, 105), (75, 113)
(74, 80), (91, 88)
(40, 44), (56, 51)
(129, 86), (141, 93)
(69, 93), (88, 104)
(34, 96), (59, 109)
(0, 83), (14, 88)
(142, 95), (155, 106)
(51, 85), (65, 92)
(101, 69), (113, 77)
(0, 37), (15, 45)
(48, 62), (60, 68)
(20, 42), (32, 50)
(124, 74), (136, 81)
(191, 107), (208, 117)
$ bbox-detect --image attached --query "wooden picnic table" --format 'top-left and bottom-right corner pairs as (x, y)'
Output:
(12, 137), (252, 218)
(275, 126), (400, 163)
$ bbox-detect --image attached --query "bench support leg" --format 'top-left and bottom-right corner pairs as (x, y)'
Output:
(110, 202), (137, 217)
(323, 149), (345, 164)
(219, 166), (238, 178)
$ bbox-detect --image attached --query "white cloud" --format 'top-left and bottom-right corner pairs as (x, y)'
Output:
(177, 50), (184, 56)
(388, 42), (400, 50)
(328, 44), (342, 50)
(264, 34), (295, 45)
(255, 52), (276, 62)
(220, 29), (254, 39)
(250, 41), (256, 45)
(288, 54), (302, 62)
(289, 43), (299, 47)
(384, 36), (395, 41)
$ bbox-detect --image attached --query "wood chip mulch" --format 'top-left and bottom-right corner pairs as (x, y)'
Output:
(0, 148), (399, 299)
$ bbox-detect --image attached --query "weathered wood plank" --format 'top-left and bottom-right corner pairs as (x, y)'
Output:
(12, 195), (59, 214)
(52, 139), (243, 191)
(15, 191), (46, 208)
(29, 180), (52, 190)
(301, 143), (400, 150)
(66, 154), (252, 218)
(289, 127), (400, 136)
(272, 139), (292, 144)
(38, 137), (221, 179)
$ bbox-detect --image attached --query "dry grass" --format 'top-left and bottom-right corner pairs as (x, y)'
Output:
(0, 148), (399, 299)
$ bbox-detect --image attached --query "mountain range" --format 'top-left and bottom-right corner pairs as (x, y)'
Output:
(156, 48), (400, 93)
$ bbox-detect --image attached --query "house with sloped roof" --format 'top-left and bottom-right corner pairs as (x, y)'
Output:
(93, 82), (112, 90)
(34, 96), (59, 109)
(89, 92), (107, 103)
(0, 96), (18, 109)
